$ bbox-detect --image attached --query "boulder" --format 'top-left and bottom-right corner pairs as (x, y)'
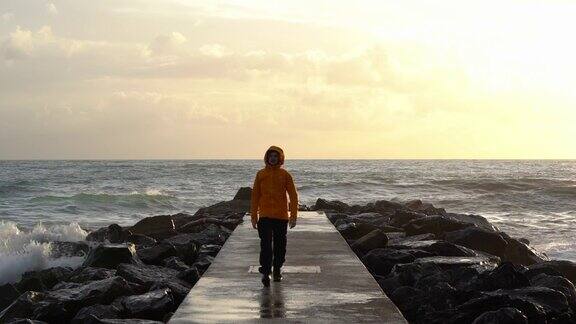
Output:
(530, 273), (576, 309)
(350, 229), (389, 255)
(336, 222), (379, 240)
(405, 215), (473, 237)
(177, 267), (201, 286)
(0, 284), (21, 310)
(469, 262), (531, 292)
(50, 241), (90, 258)
(485, 287), (572, 319)
(443, 227), (508, 258)
(232, 187), (252, 200)
(413, 256), (498, 273)
(52, 282), (83, 290)
(121, 288), (174, 321)
(137, 242), (178, 265)
(82, 244), (141, 269)
(30, 301), (71, 324)
(347, 213), (389, 227)
(149, 281), (189, 304)
(71, 304), (120, 324)
(86, 224), (129, 243)
(116, 264), (190, 290)
(443, 212), (499, 232)
(47, 276), (132, 314)
(388, 240), (480, 258)
(500, 233), (549, 266)
(326, 212), (349, 225)
(312, 198), (350, 213)
(199, 244), (222, 257)
(372, 200), (405, 213)
(162, 257), (190, 272)
(125, 234), (157, 249)
(192, 255), (214, 275)
(361, 248), (433, 276)
(93, 318), (164, 324)
(17, 267), (73, 291)
(471, 307), (528, 324)
(526, 260), (576, 285)
(6, 319), (49, 324)
(69, 267), (116, 283)
(130, 216), (177, 240)
(389, 210), (426, 228)
(0, 292), (46, 322)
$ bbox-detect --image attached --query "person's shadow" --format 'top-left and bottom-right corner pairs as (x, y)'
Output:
(258, 282), (287, 318)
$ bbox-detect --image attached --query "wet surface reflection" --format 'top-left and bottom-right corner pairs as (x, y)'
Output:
(259, 283), (287, 318)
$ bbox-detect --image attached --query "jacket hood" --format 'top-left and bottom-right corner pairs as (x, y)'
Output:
(264, 145), (285, 168)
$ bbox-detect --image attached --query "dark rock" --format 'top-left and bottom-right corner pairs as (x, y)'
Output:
(372, 200), (405, 213)
(116, 263), (189, 290)
(350, 229), (389, 255)
(530, 273), (576, 309)
(312, 198), (350, 213)
(177, 267), (201, 286)
(443, 212), (499, 232)
(471, 307), (528, 324)
(86, 224), (129, 243)
(390, 210), (426, 228)
(232, 187), (252, 200)
(193, 199), (250, 216)
(337, 222), (379, 240)
(0, 284), (21, 311)
(388, 233), (436, 245)
(31, 301), (72, 324)
(444, 227), (508, 258)
(405, 215), (473, 237)
(93, 318), (163, 323)
(347, 212), (389, 227)
(526, 260), (576, 285)
(388, 239), (480, 258)
(69, 267), (116, 283)
(71, 304), (120, 324)
(500, 233), (549, 266)
(47, 276), (132, 314)
(162, 256), (190, 272)
(18, 267), (73, 291)
(326, 212), (349, 224)
(125, 234), (157, 249)
(149, 281), (189, 304)
(50, 241), (90, 258)
(0, 291), (46, 323)
(6, 319), (49, 324)
(82, 244), (141, 269)
(16, 277), (46, 293)
(192, 255), (214, 275)
(130, 215), (177, 240)
(137, 242), (178, 265)
(52, 282), (83, 290)
(470, 262), (531, 292)
(485, 287), (571, 318)
(199, 244), (222, 257)
(121, 288), (174, 321)
(413, 256), (498, 273)
(361, 248), (432, 276)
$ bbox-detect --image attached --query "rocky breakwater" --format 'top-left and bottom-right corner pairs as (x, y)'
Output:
(314, 198), (576, 323)
(0, 187), (253, 324)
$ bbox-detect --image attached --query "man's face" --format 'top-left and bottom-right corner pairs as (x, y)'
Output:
(267, 151), (279, 165)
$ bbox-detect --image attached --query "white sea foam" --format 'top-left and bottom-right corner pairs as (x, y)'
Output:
(0, 221), (88, 284)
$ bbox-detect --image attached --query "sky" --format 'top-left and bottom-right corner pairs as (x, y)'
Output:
(1, 0), (575, 159)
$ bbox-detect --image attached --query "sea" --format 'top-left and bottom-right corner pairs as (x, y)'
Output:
(1, 159), (575, 284)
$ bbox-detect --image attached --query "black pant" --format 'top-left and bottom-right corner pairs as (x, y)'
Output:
(257, 217), (288, 275)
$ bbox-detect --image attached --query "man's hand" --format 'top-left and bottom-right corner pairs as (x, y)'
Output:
(289, 217), (296, 228)
(251, 218), (258, 229)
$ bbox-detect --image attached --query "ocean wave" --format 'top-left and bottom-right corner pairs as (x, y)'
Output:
(0, 179), (38, 196)
(429, 178), (574, 193)
(0, 221), (87, 284)
(29, 190), (177, 209)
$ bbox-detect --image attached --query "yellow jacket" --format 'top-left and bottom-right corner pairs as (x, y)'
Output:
(250, 145), (298, 222)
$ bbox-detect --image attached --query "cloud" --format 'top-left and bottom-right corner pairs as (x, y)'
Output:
(46, 3), (58, 15)
(146, 32), (187, 56)
(1, 12), (14, 23)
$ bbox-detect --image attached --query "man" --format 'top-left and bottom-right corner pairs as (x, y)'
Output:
(250, 145), (298, 287)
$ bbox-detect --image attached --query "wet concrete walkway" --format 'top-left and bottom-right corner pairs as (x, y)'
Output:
(169, 211), (406, 323)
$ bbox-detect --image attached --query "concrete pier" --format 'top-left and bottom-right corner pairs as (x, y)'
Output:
(169, 211), (406, 323)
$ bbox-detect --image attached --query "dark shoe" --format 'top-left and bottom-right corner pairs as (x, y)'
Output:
(262, 273), (271, 287)
(273, 268), (282, 282)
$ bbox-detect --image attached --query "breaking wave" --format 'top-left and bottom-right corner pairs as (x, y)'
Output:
(0, 221), (88, 284)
